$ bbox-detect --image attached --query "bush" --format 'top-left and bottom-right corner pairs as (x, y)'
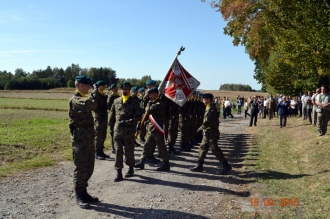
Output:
(67, 80), (74, 88)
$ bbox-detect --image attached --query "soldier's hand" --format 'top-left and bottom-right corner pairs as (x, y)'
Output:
(118, 120), (128, 127)
(136, 121), (141, 131)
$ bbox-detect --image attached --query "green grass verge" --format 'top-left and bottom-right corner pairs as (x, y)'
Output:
(242, 116), (330, 218)
(0, 108), (110, 178)
(0, 98), (68, 111)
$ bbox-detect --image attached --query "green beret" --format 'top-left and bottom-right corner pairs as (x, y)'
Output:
(193, 90), (198, 95)
(131, 86), (138, 92)
(145, 80), (156, 85)
(138, 88), (145, 92)
(148, 87), (158, 95)
(95, 80), (106, 86)
(75, 75), (93, 85)
(109, 83), (117, 89)
(202, 93), (213, 99)
(120, 82), (131, 88)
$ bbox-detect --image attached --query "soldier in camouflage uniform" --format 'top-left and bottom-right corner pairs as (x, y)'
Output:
(134, 87), (170, 171)
(109, 82), (142, 182)
(190, 93), (232, 175)
(131, 86), (139, 102)
(188, 91), (199, 146)
(94, 80), (111, 160)
(179, 100), (191, 152)
(137, 87), (145, 102)
(139, 80), (160, 164)
(107, 84), (120, 154)
(69, 75), (99, 209)
(167, 97), (180, 155)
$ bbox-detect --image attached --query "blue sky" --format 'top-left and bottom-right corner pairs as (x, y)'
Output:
(0, 0), (261, 90)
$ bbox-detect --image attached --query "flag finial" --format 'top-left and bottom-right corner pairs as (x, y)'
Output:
(177, 46), (185, 56)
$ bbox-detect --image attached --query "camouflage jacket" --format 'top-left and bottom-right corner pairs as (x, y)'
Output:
(93, 91), (108, 118)
(109, 96), (142, 131)
(131, 94), (140, 103)
(107, 92), (120, 111)
(69, 90), (99, 128)
(140, 92), (151, 113)
(201, 103), (219, 130)
(146, 98), (165, 131)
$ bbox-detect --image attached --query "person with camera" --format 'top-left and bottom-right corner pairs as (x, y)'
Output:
(315, 85), (330, 136)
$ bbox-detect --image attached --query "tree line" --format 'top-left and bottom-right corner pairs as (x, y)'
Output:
(0, 64), (160, 90)
(219, 83), (254, 91)
(207, 0), (330, 95)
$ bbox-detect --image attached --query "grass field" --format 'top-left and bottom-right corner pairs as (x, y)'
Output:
(0, 98), (68, 111)
(242, 116), (330, 218)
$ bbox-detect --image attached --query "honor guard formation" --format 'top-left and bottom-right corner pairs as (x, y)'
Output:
(69, 76), (232, 209)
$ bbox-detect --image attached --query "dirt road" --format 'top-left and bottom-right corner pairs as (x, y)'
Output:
(0, 115), (257, 219)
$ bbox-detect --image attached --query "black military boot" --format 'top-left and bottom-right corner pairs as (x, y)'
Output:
(125, 166), (134, 177)
(114, 169), (123, 182)
(75, 190), (90, 209)
(134, 158), (146, 170)
(95, 149), (105, 160)
(180, 143), (191, 152)
(101, 150), (110, 159)
(220, 160), (232, 175)
(146, 155), (160, 164)
(83, 188), (99, 203)
(190, 160), (204, 172)
(156, 161), (170, 171)
(168, 143), (180, 155)
(111, 148), (116, 154)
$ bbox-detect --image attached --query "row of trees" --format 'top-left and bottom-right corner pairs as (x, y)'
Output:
(0, 64), (159, 90)
(207, 0), (330, 95)
(219, 83), (253, 91)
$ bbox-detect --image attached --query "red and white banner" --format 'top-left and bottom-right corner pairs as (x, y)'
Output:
(149, 114), (166, 143)
(158, 58), (200, 107)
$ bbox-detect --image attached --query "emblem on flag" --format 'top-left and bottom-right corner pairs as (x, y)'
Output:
(159, 57), (200, 107)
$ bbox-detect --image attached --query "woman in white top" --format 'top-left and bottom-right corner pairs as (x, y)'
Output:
(290, 96), (298, 117)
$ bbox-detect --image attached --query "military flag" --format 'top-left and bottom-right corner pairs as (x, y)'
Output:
(158, 51), (200, 107)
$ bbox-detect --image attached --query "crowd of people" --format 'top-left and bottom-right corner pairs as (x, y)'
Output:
(68, 76), (232, 209)
(213, 86), (330, 135)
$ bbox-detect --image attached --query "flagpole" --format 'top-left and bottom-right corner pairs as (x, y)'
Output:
(159, 46), (185, 92)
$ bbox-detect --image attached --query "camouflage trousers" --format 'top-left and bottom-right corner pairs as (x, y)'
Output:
(198, 128), (225, 162)
(188, 116), (198, 141)
(167, 116), (179, 145)
(94, 114), (108, 150)
(141, 124), (169, 162)
(113, 126), (135, 169)
(179, 115), (190, 144)
(139, 120), (148, 141)
(109, 124), (115, 151)
(72, 126), (95, 192)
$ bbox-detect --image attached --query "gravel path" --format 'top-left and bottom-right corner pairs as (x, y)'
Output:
(0, 114), (257, 219)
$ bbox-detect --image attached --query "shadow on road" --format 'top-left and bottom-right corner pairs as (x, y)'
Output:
(90, 203), (209, 219)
